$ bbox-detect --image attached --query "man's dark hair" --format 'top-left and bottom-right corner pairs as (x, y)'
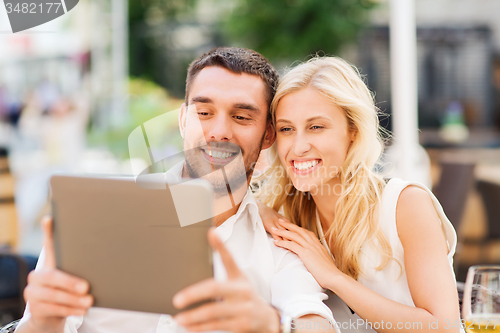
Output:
(185, 47), (279, 110)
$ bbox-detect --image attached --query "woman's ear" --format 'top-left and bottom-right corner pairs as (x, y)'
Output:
(350, 129), (357, 142)
(179, 103), (187, 138)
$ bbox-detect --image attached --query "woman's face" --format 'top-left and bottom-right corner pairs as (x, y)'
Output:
(275, 87), (355, 193)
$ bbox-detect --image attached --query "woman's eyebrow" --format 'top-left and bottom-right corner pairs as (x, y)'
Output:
(276, 119), (292, 124)
(306, 116), (330, 122)
(276, 116), (330, 124)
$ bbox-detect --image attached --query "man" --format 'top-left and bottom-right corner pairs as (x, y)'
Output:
(15, 47), (336, 333)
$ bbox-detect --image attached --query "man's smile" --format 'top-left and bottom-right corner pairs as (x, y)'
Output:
(200, 147), (239, 166)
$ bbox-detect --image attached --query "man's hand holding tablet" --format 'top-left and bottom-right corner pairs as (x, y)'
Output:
(21, 217), (93, 333)
(173, 228), (280, 333)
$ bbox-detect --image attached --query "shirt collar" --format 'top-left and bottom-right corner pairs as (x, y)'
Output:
(166, 160), (260, 231)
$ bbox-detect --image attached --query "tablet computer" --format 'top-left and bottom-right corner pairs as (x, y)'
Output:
(50, 174), (214, 315)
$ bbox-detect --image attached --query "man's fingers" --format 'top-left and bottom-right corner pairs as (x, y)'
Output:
(207, 228), (241, 279)
(29, 301), (88, 318)
(28, 269), (90, 296)
(173, 278), (247, 310)
(41, 216), (56, 269)
(175, 299), (243, 326)
(24, 283), (93, 309)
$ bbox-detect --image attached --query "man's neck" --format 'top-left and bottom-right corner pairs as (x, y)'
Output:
(213, 205), (240, 227)
(181, 163), (249, 228)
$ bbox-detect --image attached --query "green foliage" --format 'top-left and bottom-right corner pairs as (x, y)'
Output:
(88, 78), (183, 160)
(128, 0), (197, 83)
(222, 0), (377, 62)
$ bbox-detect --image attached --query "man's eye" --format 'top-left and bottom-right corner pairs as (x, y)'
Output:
(234, 116), (250, 121)
(198, 112), (210, 116)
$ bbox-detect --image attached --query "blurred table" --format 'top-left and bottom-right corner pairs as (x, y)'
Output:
(420, 128), (500, 150)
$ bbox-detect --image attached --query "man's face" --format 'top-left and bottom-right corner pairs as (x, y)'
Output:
(180, 66), (275, 197)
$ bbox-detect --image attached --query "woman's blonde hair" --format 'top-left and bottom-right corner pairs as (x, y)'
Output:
(255, 56), (393, 280)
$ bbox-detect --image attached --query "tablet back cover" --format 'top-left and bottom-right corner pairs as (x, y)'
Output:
(50, 174), (213, 315)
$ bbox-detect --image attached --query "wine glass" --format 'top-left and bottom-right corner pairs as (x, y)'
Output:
(463, 265), (500, 333)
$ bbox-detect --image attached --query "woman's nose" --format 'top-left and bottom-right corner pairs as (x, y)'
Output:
(292, 132), (312, 156)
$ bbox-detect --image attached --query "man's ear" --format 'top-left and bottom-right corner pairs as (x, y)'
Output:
(261, 120), (276, 150)
(179, 103), (187, 138)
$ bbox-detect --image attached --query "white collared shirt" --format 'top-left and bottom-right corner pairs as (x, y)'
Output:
(19, 163), (334, 332)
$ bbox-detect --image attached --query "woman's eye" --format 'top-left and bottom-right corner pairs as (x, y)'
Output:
(197, 112), (210, 116)
(279, 127), (292, 132)
(311, 125), (324, 130)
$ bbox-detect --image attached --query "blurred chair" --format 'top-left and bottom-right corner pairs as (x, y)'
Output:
(0, 147), (17, 248)
(0, 148), (37, 325)
(0, 251), (28, 324)
(433, 162), (476, 232)
(432, 162), (476, 274)
(475, 180), (500, 262)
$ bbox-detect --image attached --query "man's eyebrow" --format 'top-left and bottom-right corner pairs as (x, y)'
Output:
(191, 96), (213, 104)
(232, 103), (260, 113)
(190, 97), (259, 113)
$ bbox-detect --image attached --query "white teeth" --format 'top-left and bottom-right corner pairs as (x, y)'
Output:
(293, 160), (319, 171)
(203, 149), (233, 159)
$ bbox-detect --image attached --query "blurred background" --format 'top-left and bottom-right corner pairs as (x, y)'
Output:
(1, 0), (500, 324)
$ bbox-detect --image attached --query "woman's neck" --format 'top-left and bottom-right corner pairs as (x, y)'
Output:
(310, 177), (342, 231)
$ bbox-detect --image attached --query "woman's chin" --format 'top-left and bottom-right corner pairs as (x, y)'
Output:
(291, 181), (320, 194)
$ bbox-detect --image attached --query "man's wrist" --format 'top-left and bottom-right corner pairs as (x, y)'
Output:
(24, 317), (66, 333)
(274, 307), (295, 333)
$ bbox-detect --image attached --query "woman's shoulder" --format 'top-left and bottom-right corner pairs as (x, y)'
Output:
(385, 178), (457, 257)
(382, 178), (441, 228)
(382, 178), (432, 203)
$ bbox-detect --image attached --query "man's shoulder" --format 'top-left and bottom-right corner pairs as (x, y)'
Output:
(261, 227), (302, 271)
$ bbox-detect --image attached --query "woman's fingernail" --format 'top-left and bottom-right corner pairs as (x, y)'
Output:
(271, 227), (278, 231)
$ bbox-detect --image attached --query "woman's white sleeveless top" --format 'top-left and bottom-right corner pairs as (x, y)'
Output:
(318, 178), (458, 333)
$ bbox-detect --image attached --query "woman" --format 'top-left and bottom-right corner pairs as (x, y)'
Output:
(255, 56), (461, 333)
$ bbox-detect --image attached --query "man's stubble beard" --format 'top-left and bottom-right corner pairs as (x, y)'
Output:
(183, 137), (264, 198)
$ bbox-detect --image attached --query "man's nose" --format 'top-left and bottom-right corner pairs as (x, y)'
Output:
(207, 115), (233, 142)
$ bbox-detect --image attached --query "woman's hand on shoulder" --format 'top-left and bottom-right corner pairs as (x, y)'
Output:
(271, 219), (340, 290)
(256, 200), (287, 240)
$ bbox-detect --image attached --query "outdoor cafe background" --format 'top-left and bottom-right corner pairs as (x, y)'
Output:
(1, 0), (500, 325)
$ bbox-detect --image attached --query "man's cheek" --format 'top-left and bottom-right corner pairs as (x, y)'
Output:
(184, 118), (208, 146)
